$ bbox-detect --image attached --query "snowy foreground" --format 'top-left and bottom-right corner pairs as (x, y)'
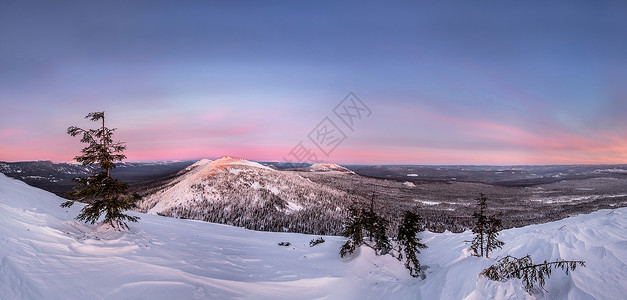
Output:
(1, 174), (625, 300)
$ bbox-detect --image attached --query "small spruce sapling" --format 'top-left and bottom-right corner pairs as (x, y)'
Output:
(482, 255), (585, 294)
(396, 210), (428, 277)
(373, 214), (392, 255)
(340, 207), (364, 257)
(310, 237), (325, 247)
(485, 212), (504, 257)
(470, 193), (503, 257)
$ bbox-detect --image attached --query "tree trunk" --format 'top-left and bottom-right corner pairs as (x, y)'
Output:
(485, 228), (489, 258)
(102, 113), (109, 178)
(480, 208), (484, 257)
(481, 230), (483, 256)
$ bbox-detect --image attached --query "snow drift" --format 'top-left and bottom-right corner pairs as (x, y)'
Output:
(1, 173), (625, 299)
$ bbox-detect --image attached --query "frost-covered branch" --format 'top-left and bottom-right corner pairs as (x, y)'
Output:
(482, 255), (585, 294)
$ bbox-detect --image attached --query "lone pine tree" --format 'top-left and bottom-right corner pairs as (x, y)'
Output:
(482, 255), (585, 294)
(396, 210), (428, 277)
(61, 111), (140, 230)
(470, 193), (503, 257)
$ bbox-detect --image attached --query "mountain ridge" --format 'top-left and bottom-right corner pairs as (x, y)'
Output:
(137, 156), (363, 234)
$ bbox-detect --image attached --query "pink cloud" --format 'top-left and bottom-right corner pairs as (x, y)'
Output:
(378, 103), (626, 164)
(0, 128), (29, 140)
(2, 101), (626, 164)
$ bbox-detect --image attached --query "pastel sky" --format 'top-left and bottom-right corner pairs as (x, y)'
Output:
(1, 1), (626, 165)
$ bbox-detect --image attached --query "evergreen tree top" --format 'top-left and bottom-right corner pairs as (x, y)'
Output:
(476, 193), (488, 210)
(67, 111), (126, 173)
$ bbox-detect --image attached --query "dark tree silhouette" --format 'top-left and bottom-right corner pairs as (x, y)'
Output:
(340, 201), (391, 257)
(309, 237), (325, 247)
(61, 112), (140, 230)
(396, 210), (428, 277)
(485, 212), (505, 257)
(340, 207), (364, 257)
(482, 255), (585, 294)
(470, 193), (503, 257)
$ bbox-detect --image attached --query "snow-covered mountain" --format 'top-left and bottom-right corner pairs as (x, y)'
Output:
(0, 160), (94, 177)
(137, 156), (363, 235)
(1, 172), (625, 299)
(0, 160), (195, 198)
(304, 163), (355, 174)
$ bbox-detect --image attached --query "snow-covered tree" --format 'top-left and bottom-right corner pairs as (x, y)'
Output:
(61, 112), (140, 230)
(482, 255), (585, 294)
(372, 212), (392, 255)
(340, 207), (363, 257)
(470, 193), (503, 257)
(396, 210), (428, 277)
(485, 212), (505, 257)
(310, 237), (325, 247)
(340, 202), (391, 257)
(362, 196), (392, 255)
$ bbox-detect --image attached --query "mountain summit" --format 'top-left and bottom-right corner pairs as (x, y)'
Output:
(305, 163), (355, 174)
(185, 156), (274, 180)
(137, 156), (362, 234)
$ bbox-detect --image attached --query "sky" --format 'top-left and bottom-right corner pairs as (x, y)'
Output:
(1, 1), (626, 165)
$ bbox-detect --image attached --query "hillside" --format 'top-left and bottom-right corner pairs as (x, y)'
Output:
(4, 160), (624, 234)
(1, 172), (625, 299)
(302, 163), (355, 173)
(136, 157), (364, 235)
(0, 160), (195, 198)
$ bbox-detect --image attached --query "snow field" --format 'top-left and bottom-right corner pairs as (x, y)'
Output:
(1, 173), (625, 299)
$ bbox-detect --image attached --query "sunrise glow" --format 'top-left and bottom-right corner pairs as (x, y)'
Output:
(1, 1), (625, 165)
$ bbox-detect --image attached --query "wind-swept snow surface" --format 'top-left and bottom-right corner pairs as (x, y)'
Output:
(0, 173), (625, 299)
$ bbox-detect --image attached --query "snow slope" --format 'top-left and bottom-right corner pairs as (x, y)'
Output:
(1, 173), (625, 299)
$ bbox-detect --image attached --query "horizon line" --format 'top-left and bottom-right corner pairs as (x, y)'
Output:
(2, 157), (626, 167)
